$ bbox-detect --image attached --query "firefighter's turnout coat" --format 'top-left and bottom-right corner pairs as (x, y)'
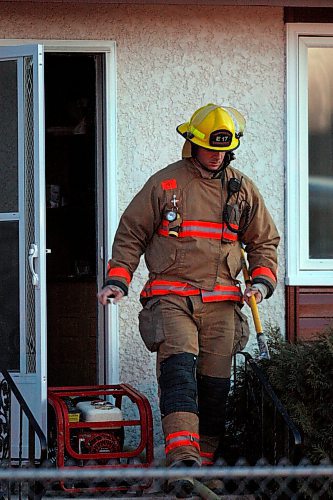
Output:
(105, 158), (279, 303)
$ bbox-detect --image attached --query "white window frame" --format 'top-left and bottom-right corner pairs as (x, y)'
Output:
(286, 24), (333, 286)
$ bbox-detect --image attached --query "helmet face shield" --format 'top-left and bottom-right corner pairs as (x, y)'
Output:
(177, 103), (246, 152)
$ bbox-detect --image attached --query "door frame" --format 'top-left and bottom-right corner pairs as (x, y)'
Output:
(0, 39), (119, 387)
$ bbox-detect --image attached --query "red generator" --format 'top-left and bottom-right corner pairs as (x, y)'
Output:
(47, 384), (154, 495)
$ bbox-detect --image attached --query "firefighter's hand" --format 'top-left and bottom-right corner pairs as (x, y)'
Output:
(97, 285), (124, 305)
(244, 286), (263, 305)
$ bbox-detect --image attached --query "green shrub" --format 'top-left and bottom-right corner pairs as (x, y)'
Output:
(221, 327), (333, 497)
(258, 326), (333, 464)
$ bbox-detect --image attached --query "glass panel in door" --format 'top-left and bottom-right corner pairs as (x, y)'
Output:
(0, 59), (19, 370)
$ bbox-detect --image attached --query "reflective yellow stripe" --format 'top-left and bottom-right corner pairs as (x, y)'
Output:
(189, 124), (205, 140)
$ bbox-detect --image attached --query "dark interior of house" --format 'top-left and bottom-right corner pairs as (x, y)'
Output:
(44, 53), (98, 387)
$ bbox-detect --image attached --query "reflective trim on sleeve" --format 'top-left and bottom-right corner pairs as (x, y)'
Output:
(252, 266), (276, 283)
(107, 266), (132, 285)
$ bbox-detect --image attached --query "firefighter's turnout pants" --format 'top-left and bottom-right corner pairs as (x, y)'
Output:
(139, 294), (236, 467)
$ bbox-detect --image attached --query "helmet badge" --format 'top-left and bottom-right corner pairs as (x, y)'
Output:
(209, 129), (232, 147)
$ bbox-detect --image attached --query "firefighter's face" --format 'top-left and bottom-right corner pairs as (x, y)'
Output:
(195, 147), (226, 171)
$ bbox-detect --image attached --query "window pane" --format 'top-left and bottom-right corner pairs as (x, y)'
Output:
(0, 221), (19, 370)
(308, 47), (333, 259)
(0, 60), (18, 213)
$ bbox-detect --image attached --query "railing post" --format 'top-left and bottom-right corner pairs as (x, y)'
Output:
(0, 369), (47, 499)
(0, 377), (11, 499)
(0, 378), (11, 462)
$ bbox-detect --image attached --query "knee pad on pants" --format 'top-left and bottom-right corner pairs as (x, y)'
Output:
(159, 352), (198, 418)
(197, 374), (230, 436)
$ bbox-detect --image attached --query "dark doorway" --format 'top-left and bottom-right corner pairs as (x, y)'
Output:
(45, 53), (102, 387)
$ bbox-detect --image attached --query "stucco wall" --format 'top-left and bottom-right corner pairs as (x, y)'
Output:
(0, 2), (285, 446)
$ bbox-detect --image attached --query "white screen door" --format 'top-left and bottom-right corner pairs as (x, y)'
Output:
(0, 44), (47, 445)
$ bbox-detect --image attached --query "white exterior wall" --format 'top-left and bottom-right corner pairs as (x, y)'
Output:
(0, 3), (285, 444)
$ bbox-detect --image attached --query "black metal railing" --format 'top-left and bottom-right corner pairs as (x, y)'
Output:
(214, 352), (304, 497)
(0, 368), (47, 499)
(220, 352), (303, 466)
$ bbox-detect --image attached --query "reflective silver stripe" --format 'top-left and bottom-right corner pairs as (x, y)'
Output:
(181, 224), (222, 234)
(167, 435), (200, 446)
(202, 289), (242, 298)
(149, 285), (198, 292)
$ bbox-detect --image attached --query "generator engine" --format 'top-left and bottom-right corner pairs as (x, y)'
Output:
(68, 399), (124, 459)
(76, 429), (122, 455)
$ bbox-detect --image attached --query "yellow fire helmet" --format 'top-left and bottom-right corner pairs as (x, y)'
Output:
(177, 103), (246, 152)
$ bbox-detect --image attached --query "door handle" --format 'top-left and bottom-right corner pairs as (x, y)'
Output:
(28, 243), (39, 287)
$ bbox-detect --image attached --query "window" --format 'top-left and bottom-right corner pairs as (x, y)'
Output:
(287, 24), (333, 285)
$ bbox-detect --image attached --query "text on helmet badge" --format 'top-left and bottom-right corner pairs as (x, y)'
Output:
(209, 129), (232, 147)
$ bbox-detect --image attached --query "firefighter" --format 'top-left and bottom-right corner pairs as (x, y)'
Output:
(98, 103), (280, 498)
